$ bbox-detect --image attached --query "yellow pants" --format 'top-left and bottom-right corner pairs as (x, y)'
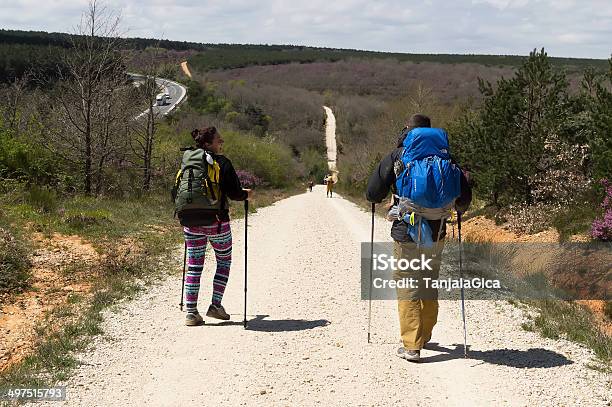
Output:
(397, 299), (439, 350)
(393, 240), (444, 350)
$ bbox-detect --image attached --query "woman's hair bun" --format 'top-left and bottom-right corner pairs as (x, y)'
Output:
(191, 126), (217, 149)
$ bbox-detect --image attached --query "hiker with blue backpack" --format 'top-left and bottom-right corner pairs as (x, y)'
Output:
(172, 126), (253, 326)
(366, 114), (472, 362)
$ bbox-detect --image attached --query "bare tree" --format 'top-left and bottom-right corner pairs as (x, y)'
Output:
(1, 72), (33, 133)
(92, 83), (135, 194)
(127, 47), (168, 192)
(131, 76), (161, 191)
(50, 0), (131, 195)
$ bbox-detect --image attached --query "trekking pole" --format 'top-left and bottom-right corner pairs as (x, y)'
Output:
(367, 202), (375, 343)
(243, 199), (249, 329)
(180, 241), (186, 311)
(457, 211), (468, 357)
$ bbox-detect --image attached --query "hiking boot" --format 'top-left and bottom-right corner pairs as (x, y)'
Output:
(185, 312), (204, 326)
(397, 347), (420, 362)
(206, 304), (230, 321)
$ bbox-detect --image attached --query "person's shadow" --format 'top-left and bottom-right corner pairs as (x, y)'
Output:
(421, 343), (573, 368)
(206, 314), (331, 332)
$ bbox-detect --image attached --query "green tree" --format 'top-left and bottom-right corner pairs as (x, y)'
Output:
(580, 59), (612, 181)
(453, 48), (571, 206)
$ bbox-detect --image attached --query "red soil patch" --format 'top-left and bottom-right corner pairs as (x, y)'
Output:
(0, 233), (98, 372)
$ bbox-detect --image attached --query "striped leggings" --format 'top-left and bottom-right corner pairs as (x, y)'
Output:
(183, 221), (232, 313)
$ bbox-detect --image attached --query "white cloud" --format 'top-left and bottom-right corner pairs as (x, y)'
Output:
(0, 0), (610, 58)
(558, 33), (592, 44)
(471, 0), (531, 10)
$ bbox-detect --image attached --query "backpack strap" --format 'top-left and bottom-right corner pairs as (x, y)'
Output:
(187, 168), (194, 204)
(202, 170), (216, 201)
(433, 215), (447, 252)
(200, 150), (225, 233)
(171, 169), (183, 202)
(216, 159), (226, 234)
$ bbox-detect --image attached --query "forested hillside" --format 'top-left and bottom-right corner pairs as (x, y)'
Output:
(2, 28), (608, 84)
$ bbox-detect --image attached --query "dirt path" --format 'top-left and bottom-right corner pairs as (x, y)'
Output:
(32, 188), (610, 406)
(180, 61), (192, 79)
(323, 106), (338, 182)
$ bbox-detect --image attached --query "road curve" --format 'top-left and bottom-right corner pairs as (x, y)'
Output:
(129, 73), (187, 118)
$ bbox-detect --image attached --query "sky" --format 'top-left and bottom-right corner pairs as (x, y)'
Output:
(0, 0), (610, 59)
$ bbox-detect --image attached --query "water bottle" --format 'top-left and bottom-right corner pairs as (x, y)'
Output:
(403, 213), (434, 248)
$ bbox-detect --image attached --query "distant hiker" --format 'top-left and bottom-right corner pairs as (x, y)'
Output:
(308, 180), (314, 192)
(366, 114), (472, 362)
(325, 175), (335, 198)
(172, 126), (253, 326)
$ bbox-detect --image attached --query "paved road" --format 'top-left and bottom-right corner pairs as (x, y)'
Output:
(129, 73), (187, 118)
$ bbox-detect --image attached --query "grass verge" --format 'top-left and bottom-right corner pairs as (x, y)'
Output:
(0, 227), (177, 400)
(1, 192), (176, 243)
(520, 299), (611, 368)
(0, 222), (31, 300)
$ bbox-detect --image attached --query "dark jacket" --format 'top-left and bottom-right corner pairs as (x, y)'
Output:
(179, 152), (248, 226)
(365, 147), (472, 242)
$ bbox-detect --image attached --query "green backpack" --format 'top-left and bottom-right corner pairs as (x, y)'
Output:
(172, 147), (224, 226)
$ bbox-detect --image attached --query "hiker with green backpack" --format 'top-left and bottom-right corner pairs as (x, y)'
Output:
(172, 126), (253, 326)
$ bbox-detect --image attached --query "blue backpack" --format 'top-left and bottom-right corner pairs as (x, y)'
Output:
(395, 127), (462, 210)
(394, 128), (462, 247)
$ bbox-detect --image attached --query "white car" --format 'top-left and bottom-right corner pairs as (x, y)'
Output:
(155, 93), (167, 106)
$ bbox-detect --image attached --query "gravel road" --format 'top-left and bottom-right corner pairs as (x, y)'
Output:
(31, 187), (611, 406)
(323, 106), (338, 181)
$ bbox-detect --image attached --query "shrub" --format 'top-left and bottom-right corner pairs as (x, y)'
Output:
(98, 242), (145, 277)
(552, 202), (599, 241)
(300, 148), (328, 183)
(0, 127), (70, 189)
(25, 185), (57, 213)
(221, 131), (298, 187)
(605, 301), (612, 320)
(591, 179), (612, 241)
(63, 209), (111, 230)
(0, 226), (31, 297)
(185, 80), (232, 115)
(235, 170), (263, 188)
(504, 202), (560, 235)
